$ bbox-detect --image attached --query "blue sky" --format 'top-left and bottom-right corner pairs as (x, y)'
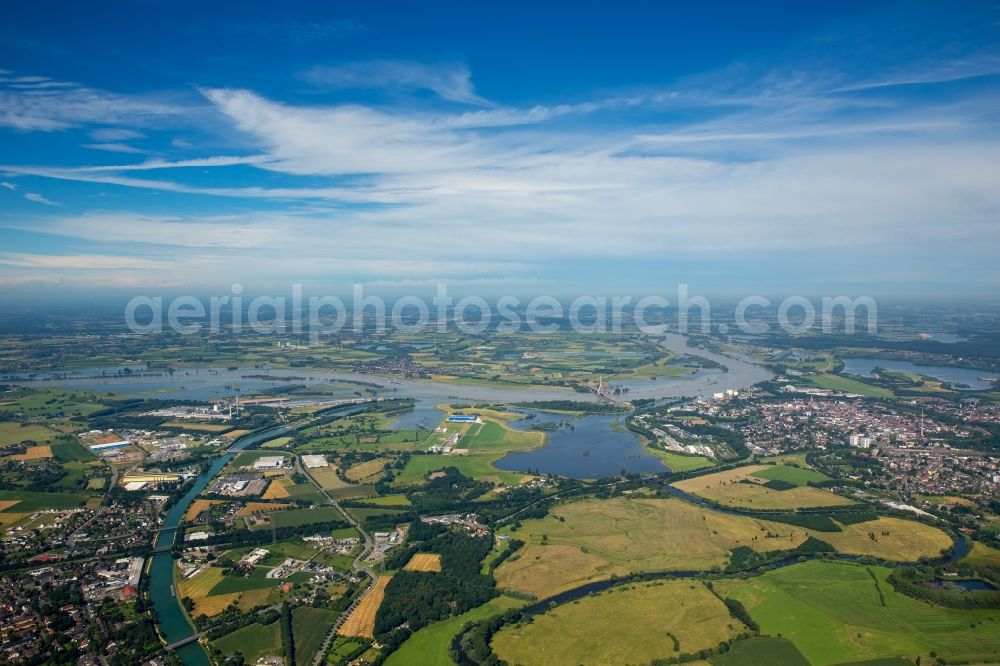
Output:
(0, 1), (998, 298)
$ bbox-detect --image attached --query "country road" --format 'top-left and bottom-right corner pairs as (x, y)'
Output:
(295, 454), (378, 666)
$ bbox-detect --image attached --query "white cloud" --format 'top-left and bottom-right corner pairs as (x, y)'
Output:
(0, 182), (16, 191)
(82, 143), (147, 154)
(23, 192), (58, 206)
(89, 128), (146, 141)
(302, 60), (489, 105)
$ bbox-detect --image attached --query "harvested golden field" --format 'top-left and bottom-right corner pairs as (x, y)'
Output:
(822, 517), (953, 561)
(673, 465), (854, 510)
(495, 544), (608, 598)
(184, 499), (221, 522)
(311, 465), (350, 490)
(0, 512), (28, 527)
(192, 592), (240, 617)
(492, 580), (742, 666)
(403, 553), (442, 572)
(222, 429), (252, 440)
(0, 500), (21, 511)
(262, 478), (292, 499)
(177, 566), (224, 599)
(338, 576), (391, 638)
(345, 458), (390, 483)
(236, 501), (293, 517)
(10, 445), (52, 461)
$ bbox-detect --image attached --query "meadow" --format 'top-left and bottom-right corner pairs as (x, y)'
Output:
(0, 421), (60, 445)
(494, 496), (953, 598)
(292, 606), (335, 666)
(709, 637), (809, 666)
(267, 505), (342, 529)
(673, 464), (854, 510)
(495, 496), (787, 597)
(805, 374), (894, 398)
(384, 596), (523, 666)
(648, 448), (716, 472)
(492, 580), (743, 666)
(212, 621), (282, 662)
(717, 560), (1000, 665)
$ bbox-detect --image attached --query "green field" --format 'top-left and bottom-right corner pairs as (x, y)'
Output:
(212, 621), (282, 662)
(719, 560), (1000, 665)
(0, 421), (59, 445)
(492, 580), (744, 665)
(268, 505), (343, 529)
(396, 453), (527, 485)
(0, 388), (105, 418)
(806, 374), (893, 398)
(649, 448), (715, 472)
(292, 606), (335, 666)
(353, 493), (412, 507)
(0, 489), (88, 511)
(385, 596), (524, 666)
(750, 464), (830, 486)
(710, 637), (810, 666)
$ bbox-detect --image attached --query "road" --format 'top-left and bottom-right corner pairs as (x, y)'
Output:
(294, 454), (377, 666)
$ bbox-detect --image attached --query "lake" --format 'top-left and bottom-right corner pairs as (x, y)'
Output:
(495, 410), (668, 479)
(841, 358), (995, 391)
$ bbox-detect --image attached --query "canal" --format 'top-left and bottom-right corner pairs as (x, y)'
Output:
(147, 402), (389, 665)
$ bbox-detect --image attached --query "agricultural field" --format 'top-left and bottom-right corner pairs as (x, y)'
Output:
(184, 499), (221, 522)
(212, 621), (282, 663)
(648, 448), (715, 472)
(403, 552), (442, 572)
(266, 505), (342, 529)
(717, 560), (1000, 665)
(309, 465), (351, 490)
(236, 501), (293, 517)
(0, 421), (61, 446)
(0, 489), (88, 511)
(339, 575), (391, 638)
(494, 496), (953, 598)
(262, 477), (292, 498)
(673, 465), (854, 510)
(709, 637), (810, 666)
(750, 464), (830, 486)
(0, 388), (106, 418)
(805, 374), (894, 398)
(385, 595), (524, 666)
(7, 444), (53, 461)
(352, 493), (411, 507)
(345, 457), (390, 483)
(492, 580), (744, 666)
(292, 606), (335, 666)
